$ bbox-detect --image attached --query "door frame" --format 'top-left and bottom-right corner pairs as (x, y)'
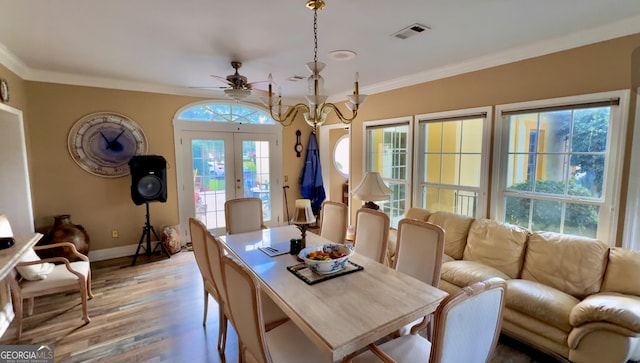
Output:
(173, 104), (283, 242)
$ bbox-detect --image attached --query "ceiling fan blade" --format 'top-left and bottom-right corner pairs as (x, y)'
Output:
(210, 75), (233, 86)
(188, 86), (229, 90)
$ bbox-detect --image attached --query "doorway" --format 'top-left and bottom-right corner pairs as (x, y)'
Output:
(181, 131), (281, 236)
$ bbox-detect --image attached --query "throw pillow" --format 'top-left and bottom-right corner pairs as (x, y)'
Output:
(16, 248), (55, 280)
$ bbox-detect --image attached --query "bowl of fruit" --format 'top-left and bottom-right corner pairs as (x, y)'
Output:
(298, 243), (354, 275)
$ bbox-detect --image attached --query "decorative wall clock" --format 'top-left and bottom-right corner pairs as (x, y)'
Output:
(0, 79), (9, 103)
(67, 112), (148, 178)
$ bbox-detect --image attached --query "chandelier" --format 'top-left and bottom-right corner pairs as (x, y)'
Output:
(262, 0), (367, 133)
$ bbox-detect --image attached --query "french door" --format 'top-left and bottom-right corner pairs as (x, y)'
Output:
(179, 131), (282, 237)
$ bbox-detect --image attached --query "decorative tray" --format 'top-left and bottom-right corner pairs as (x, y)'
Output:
(287, 261), (364, 285)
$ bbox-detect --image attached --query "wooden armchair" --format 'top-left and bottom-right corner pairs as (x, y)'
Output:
(7, 242), (93, 338)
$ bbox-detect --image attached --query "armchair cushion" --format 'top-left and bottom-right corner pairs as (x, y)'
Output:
(20, 261), (90, 294)
(16, 249), (54, 281)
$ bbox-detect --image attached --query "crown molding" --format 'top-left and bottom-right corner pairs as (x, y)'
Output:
(0, 43), (31, 79)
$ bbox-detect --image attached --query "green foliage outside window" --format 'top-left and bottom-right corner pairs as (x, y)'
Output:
(505, 179), (598, 236)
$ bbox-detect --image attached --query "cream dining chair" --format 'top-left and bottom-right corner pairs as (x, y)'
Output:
(188, 218), (227, 354)
(221, 255), (331, 363)
(393, 218), (445, 337)
(319, 200), (348, 244)
(348, 278), (507, 363)
(224, 197), (267, 235)
(353, 208), (390, 264)
(205, 229), (289, 357)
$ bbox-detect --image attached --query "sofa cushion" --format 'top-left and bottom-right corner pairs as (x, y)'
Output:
(601, 248), (640, 296)
(405, 208), (432, 222)
(463, 219), (529, 279)
(440, 260), (510, 289)
(521, 232), (608, 299)
(570, 292), (640, 332)
(506, 279), (579, 332)
(427, 211), (474, 260)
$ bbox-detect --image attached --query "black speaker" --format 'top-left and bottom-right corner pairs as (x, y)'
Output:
(129, 155), (167, 205)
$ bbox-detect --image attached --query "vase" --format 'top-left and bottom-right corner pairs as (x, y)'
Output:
(40, 214), (91, 261)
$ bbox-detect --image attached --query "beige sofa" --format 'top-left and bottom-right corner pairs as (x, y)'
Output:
(387, 208), (640, 363)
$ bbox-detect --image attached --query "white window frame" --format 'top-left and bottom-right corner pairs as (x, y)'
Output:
(362, 116), (413, 226)
(492, 90), (630, 243)
(414, 106), (492, 218)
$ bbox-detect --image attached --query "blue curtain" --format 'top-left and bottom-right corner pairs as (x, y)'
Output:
(299, 132), (326, 212)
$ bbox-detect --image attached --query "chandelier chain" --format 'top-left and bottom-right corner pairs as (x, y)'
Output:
(313, 9), (318, 64)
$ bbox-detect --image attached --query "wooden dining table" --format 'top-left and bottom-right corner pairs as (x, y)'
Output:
(217, 225), (448, 362)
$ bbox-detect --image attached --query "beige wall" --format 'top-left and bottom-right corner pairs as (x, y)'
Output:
(339, 33), (640, 246)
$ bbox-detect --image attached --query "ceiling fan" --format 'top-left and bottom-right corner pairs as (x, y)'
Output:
(207, 61), (266, 101)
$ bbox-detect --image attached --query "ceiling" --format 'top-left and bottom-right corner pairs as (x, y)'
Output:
(1, 0), (640, 103)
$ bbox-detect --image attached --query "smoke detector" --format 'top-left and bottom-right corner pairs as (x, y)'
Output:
(391, 23), (431, 40)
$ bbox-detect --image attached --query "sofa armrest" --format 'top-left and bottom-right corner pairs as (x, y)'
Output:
(570, 293), (640, 332)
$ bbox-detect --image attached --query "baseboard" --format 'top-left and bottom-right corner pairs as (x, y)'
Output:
(0, 302), (15, 338)
(88, 241), (161, 262)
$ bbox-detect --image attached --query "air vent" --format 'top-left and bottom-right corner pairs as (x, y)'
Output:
(288, 75), (305, 82)
(391, 23), (431, 40)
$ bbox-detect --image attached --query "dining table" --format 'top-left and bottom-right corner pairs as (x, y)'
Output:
(216, 225), (448, 362)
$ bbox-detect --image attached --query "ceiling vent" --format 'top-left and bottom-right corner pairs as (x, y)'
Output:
(391, 23), (431, 40)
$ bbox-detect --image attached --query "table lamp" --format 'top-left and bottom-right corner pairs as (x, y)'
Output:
(291, 199), (316, 248)
(352, 172), (393, 210)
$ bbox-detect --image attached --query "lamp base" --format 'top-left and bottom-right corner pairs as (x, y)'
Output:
(363, 201), (380, 210)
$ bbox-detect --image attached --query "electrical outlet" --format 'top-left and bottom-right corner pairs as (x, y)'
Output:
(111, 229), (119, 238)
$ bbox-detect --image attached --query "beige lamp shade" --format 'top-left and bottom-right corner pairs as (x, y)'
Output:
(353, 172), (392, 201)
(352, 172), (392, 210)
(291, 199), (316, 225)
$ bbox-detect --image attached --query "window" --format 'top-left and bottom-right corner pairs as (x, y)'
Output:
(333, 135), (349, 178)
(178, 102), (276, 124)
(493, 91), (629, 242)
(415, 108), (491, 218)
(364, 118), (412, 227)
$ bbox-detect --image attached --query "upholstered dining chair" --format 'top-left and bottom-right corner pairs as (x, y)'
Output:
(205, 229), (289, 357)
(224, 197), (267, 235)
(393, 218), (445, 337)
(8, 241), (93, 339)
(221, 256), (331, 363)
(188, 218), (226, 354)
(319, 200), (348, 244)
(353, 208), (390, 264)
(347, 278), (507, 363)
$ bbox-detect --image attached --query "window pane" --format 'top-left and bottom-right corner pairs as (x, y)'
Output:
(334, 136), (349, 177)
(441, 154), (458, 184)
(426, 123), (442, 152)
(459, 154), (481, 187)
(534, 154), (568, 195)
(442, 121), (460, 153)
(531, 199), (562, 232)
(460, 118), (483, 153)
(506, 154), (533, 191)
(565, 203), (599, 238)
(178, 103), (275, 124)
(426, 154), (441, 183)
(508, 114), (538, 153)
(571, 154), (604, 198)
(571, 108), (609, 153)
(504, 195), (531, 228)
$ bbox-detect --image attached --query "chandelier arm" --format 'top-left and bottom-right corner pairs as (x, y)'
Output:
(269, 103), (310, 125)
(319, 103), (358, 124)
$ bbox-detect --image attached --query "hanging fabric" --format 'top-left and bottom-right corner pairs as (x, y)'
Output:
(299, 132), (326, 213)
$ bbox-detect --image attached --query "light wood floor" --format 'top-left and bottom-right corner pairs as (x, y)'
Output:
(1, 250), (560, 362)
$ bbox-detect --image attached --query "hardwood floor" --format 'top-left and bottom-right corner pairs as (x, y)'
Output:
(1, 250), (560, 362)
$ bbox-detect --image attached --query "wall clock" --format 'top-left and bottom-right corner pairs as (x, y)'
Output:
(0, 79), (9, 103)
(68, 112), (148, 178)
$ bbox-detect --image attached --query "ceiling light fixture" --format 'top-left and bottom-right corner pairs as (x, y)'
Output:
(262, 0), (367, 133)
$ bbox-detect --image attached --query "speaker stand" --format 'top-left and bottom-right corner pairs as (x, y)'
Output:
(131, 202), (171, 266)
